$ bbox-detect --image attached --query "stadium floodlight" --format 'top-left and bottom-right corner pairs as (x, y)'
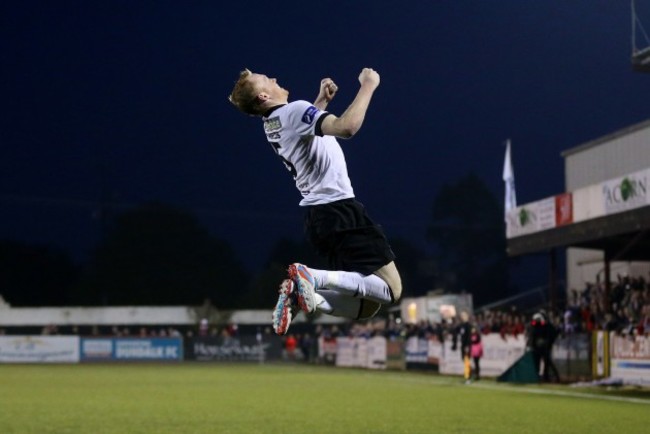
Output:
(632, 0), (650, 72)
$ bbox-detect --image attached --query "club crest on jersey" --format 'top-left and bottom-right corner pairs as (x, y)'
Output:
(301, 106), (318, 124)
(264, 117), (282, 132)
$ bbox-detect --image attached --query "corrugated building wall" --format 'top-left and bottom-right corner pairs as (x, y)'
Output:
(563, 119), (650, 191)
(561, 118), (650, 293)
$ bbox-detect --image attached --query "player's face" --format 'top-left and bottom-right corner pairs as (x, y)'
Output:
(250, 73), (289, 101)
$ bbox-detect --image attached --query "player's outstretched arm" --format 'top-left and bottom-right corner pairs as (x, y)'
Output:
(320, 68), (380, 139)
(314, 78), (338, 110)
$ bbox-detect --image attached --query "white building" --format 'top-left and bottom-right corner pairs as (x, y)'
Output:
(506, 118), (650, 302)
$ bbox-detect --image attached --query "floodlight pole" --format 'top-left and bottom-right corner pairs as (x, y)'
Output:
(631, 0), (650, 72)
(548, 248), (557, 312)
(632, 0), (636, 53)
(603, 250), (612, 314)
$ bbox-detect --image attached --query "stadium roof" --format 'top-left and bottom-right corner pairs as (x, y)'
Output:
(507, 205), (650, 260)
(560, 118), (650, 157)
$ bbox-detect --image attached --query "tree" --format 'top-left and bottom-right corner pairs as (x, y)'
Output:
(388, 238), (434, 298)
(247, 236), (432, 307)
(0, 240), (78, 306)
(75, 202), (248, 306)
(245, 237), (326, 309)
(427, 173), (509, 305)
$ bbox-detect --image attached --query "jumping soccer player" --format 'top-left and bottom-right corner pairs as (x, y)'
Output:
(228, 67), (402, 335)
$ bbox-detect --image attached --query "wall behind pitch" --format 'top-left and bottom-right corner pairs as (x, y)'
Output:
(0, 336), (80, 363)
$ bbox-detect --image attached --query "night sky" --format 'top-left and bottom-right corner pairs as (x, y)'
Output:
(2, 1), (650, 291)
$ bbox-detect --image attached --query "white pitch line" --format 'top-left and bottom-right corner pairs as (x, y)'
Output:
(292, 367), (650, 405)
(469, 382), (650, 405)
(388, 374), (650, 405)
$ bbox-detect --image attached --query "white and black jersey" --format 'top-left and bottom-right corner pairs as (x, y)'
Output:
(262, 100), (355, 206)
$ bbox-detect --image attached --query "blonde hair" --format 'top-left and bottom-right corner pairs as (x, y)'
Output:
(228, 69), (264, 116)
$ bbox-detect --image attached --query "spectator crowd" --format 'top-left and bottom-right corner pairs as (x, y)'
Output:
(564, 273), (650, 336)
(2, 273), (648, 357)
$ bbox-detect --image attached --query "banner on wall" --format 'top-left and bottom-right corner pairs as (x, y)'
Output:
(506, 197), (556, 238)
(555, 193), (573, 226)
(405, 336), (435, 370)
(336, 337), (368, 368)
(593, 331), (609, 378)
(439, 334), (526, 377)
(0, 336), (80, 363)
(602, 169), (649, 215)
(186, 335), (283, 362)
(366, 336), (387, 370)
(508, 167), (650, 238)
(80, 337), (183, 362)
(318, 337), (337, 365)
(404, 336), (441, 371)
(386, 339), (405, 370)
(334, 336), (387, 369)
(609, 333), (650, 384)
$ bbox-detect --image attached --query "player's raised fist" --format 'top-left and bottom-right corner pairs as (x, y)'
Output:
(358, 68), (380, 89)
(320, 78), (338, 102)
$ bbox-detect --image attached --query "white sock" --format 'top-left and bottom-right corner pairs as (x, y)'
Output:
(314, 290), (361, 319)
(309, 268), (393, 304)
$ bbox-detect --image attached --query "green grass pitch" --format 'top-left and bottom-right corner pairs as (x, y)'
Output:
(0, 363), (648, 433)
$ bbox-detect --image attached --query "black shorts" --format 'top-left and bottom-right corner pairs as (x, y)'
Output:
(303, 198), (396, 275)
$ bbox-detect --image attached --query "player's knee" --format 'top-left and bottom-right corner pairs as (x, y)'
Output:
(358, 300), (381, 320)
(374, 262), (403, 304)
(389, 281), (403, 303)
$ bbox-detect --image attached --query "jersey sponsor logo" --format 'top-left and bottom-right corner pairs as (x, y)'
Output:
(264, 117), (282, 132)
(301, 106), (318, 124)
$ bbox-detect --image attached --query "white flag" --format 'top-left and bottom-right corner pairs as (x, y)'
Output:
(503, 139), (517, 217)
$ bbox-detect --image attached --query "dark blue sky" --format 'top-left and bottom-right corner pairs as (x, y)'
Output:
(2, 1), (650, 290)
